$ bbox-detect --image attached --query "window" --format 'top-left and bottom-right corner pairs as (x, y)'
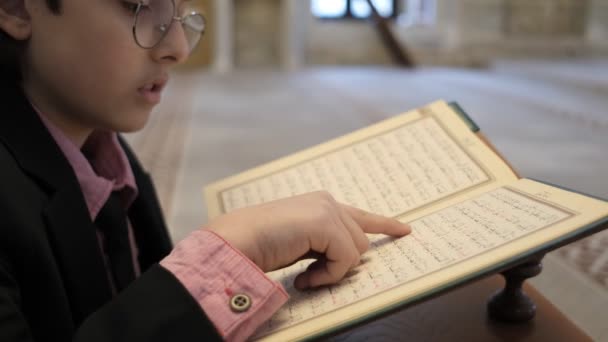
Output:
(397, 0), (436, 26)
(311, 0), (398, 19)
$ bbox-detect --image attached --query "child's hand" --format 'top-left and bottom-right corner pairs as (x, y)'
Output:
(206, 191), (411, 289)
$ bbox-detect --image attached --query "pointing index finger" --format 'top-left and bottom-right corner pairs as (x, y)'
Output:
(343, 205), (411, 236)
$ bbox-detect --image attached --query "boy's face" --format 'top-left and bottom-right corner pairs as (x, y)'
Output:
(7, 0), (191, 135)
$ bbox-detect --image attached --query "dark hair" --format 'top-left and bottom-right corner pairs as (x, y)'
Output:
(0, 0), (61, 82)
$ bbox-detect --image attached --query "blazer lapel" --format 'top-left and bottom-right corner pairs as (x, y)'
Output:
(0, 82), (112, 325)
(43, 188), (113, 325)
(120, 137), (173, 271)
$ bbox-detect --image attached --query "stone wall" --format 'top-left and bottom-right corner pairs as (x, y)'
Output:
(442, 0), (591, 65)
(230, 0), (606, 68)
(505, 0), (588, 36)
(234, 0), (281, 68)
(305, 18), (392, 65)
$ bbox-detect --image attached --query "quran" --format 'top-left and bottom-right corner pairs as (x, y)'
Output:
(204, 101), (608, 341)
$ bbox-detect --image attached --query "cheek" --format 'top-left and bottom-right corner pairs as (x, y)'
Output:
(32, 9), (140, 93)
(66, 27), (139, 94)
(25, 5), (155, 132)
(31, 19), (146, 108)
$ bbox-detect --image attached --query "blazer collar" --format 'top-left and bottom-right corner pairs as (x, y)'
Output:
(0, 82), (114, 326)
(0, 82), (79, 191)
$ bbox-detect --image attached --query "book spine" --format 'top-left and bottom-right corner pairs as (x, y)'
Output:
(449, 102), (480, 132)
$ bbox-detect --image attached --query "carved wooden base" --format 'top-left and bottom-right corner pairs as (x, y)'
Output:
(487, 256), (544, 323)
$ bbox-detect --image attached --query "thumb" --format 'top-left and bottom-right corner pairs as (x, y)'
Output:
(294, 258), (347, 290)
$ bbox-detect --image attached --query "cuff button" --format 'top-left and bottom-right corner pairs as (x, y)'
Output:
(230, 294), (252, 313)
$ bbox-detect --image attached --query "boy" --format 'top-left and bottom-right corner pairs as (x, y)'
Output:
(0, 0), (411, 341)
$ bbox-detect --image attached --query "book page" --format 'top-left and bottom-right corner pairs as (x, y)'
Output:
(206, 101), (518, 218)
(255, 179), (608, 341)
(220, 115), (489, 217)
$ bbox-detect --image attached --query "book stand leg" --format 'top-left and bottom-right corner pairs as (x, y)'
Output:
(487, 255), (544, 323)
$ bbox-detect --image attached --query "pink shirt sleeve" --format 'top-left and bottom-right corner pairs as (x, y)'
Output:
(159, 230), (288, 341)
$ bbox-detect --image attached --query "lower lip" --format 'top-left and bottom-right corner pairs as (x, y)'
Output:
(138, 87), (162, 104)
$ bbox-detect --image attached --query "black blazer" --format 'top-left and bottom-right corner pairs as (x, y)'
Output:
(0, 82), (222, 341)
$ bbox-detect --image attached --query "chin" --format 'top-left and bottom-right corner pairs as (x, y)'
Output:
(116, 110), (153, 133)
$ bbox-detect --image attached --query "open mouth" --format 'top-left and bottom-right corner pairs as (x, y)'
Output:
(143, 85), (157, 93)
(138, 82), (165, 103)
(141, 81), (164, 93)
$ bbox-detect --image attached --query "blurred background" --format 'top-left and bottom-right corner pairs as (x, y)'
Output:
(183, 0), (607, 70)
(125, 1), (608, 339)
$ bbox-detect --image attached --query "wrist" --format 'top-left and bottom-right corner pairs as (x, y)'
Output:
(205, 225), (263, 269)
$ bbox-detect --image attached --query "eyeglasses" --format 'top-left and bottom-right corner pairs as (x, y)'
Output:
(131, 0), (206, 53)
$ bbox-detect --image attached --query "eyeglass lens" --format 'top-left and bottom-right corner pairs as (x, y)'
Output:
(134, 0), (205, 52)
(134, 0), (174, 49)
(182, 14), (205, 51)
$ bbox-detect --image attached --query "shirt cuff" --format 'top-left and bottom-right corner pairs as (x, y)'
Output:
(159, 229), (288, 341)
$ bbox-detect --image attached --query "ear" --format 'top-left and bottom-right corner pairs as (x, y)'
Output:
(0, 0), (32, 41)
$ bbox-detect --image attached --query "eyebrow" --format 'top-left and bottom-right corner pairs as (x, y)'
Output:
(177, 0), (193, 12)
(177, 0), (193, 6)
(175, 0), (192, 7)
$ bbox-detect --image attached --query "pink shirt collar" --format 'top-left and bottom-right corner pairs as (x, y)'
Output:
(34, 110), (138, 220)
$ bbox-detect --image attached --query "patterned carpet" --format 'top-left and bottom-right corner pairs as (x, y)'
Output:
(558, 230), (608, 290)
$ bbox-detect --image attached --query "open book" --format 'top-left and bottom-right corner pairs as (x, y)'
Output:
(204, 101), (608, 341)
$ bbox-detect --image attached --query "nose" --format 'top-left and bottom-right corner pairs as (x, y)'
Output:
(150, 20), (190, 65)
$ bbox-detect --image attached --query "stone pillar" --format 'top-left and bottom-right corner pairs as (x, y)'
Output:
(280, 0), (308, 70)
(437, 0), (463, 50)
(212, 0), (234, 72)
(587, 0), (608, 50)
